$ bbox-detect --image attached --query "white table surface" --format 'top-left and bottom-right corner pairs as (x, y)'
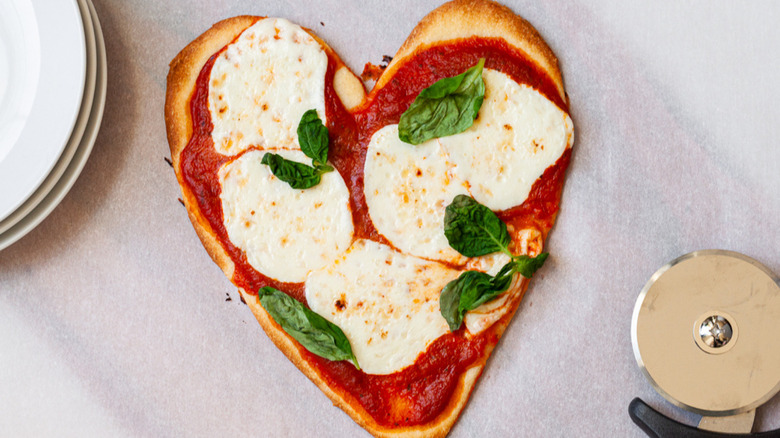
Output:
(2, 1), (780, 436)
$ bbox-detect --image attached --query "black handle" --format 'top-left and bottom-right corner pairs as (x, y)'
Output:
(628, 398), (780, 438)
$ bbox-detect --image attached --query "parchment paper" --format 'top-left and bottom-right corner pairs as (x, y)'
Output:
(2, 1), (779, 436)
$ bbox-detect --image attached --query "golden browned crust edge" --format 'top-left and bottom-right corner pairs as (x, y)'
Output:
(164, 2), (568, 437)
(165, 16), (258, 281)
(239, 284), (515, 438)
(375, 0), (566, 106)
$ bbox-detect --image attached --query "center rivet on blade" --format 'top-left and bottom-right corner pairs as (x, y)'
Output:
(699, 315), (733, 348)
(693, 310), (738, 355)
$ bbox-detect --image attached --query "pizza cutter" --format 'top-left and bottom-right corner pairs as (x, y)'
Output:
(629, 250), (780, 437)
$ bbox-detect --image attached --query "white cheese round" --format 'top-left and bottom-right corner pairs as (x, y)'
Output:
(363, 69), (572, 268)
(219, 149), (353, 283)
(440, 69), (574, 211)
(363, 125), (469, 265)
(305, 239), (458, 375)
(208, 18), (328, 155)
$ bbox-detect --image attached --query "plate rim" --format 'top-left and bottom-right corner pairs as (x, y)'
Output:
(0, 0), (87, 221)
(0, 0), (97, 235)
(0, 0), (106, 251)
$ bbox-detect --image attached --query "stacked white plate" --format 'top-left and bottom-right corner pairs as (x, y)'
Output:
(0, 0), (106, 251)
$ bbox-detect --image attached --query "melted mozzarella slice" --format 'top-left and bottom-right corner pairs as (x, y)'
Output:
(363, 69), (572, 265)
(440, 69), (574, 211)
(208, 18), (328, 155)
(305, 239), (459, 375)
(219, 149), (353, 283)
(364, 125), (468, 265)
(464, 252), (511, 277)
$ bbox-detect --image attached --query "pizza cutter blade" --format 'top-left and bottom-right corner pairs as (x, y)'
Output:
(629, 250), (780, 437)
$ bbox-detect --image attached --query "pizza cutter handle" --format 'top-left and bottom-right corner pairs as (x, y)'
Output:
(629, 398), (780, 438)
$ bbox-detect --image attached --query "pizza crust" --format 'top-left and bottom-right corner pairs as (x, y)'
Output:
(166, 16), (253, 283)
(164, 1), (567, 437)
(377, 0), (567, 106)
(238, 287), (493, 438)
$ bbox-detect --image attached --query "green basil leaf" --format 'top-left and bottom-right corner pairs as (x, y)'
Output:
(458, 254), (548, 316)
(440, 268), (515, 332)
(440, 270), (494, 331)
(459, 272), (507, 316)
(315, 162), (334, 173)
(489, 262), (517, 293)
(444, 194), (510, 257)
(511, 253), (549, 278)
(261, 153), (332, 190)
(439, 253), (550, 332)
(297, 109), (329, 165)
(487, 253), (549, 295)
(258, 287), (360, 369)
(398, 58), (486, 145)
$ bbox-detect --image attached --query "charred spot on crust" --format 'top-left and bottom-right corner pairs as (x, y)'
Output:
(361, 62), (386, 82)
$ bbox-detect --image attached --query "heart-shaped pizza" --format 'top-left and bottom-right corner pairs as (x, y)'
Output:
(165, 0), (573, 436)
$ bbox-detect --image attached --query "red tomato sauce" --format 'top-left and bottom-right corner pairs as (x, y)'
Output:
(180, 29), (570, 427)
